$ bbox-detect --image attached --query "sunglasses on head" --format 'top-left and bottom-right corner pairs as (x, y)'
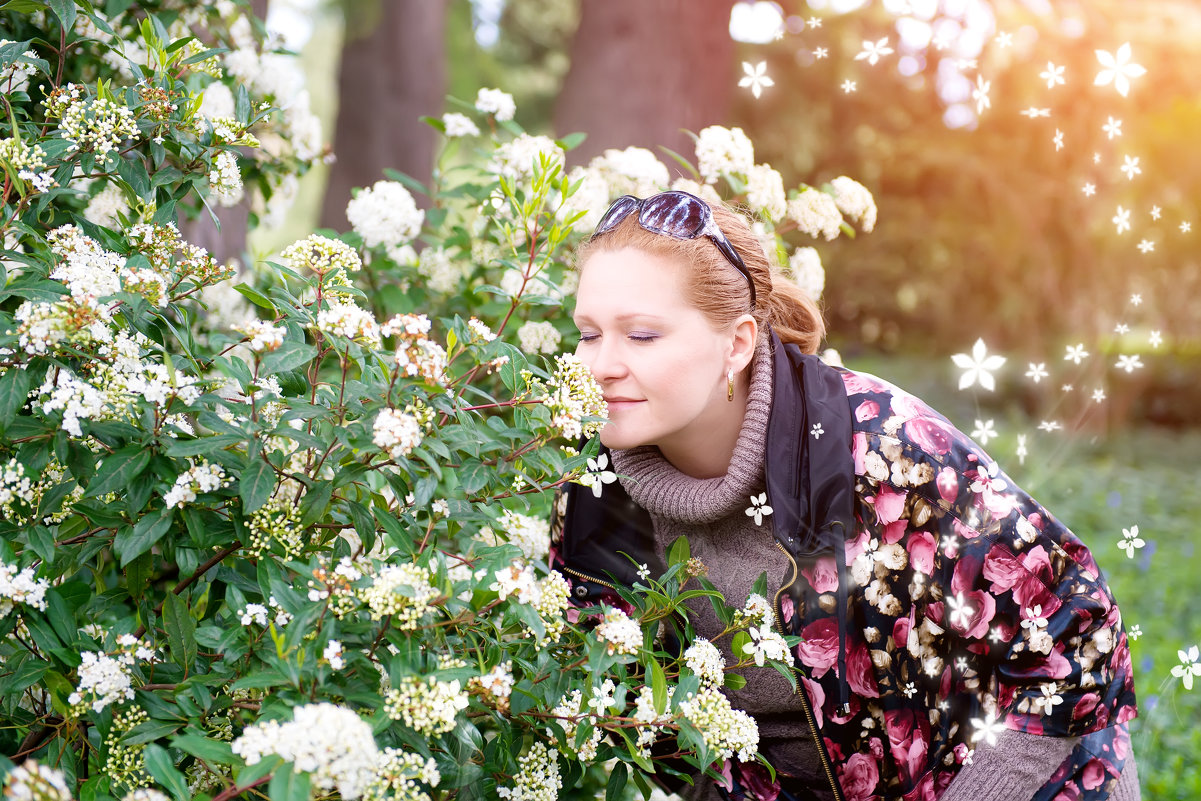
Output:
(590, 191), (757, 309)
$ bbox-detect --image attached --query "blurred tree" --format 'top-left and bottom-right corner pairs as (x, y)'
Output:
(178, 0), (269, 264)
(320, 0), (449, 229)
(555, 0), (739, 163)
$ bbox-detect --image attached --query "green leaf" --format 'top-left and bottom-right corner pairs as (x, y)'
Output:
(171, 734), (234, 765)
(240, 453), (276, 513)
(0, 366), (31, 423)
(85, 445), (151, 499)
(666, 534), (691, 568)
(143, 744), (190, 801)
(121, 719), (184, 745)
(233, 283), (278, 311)
(557, 131), (587, 151)
(261, 341), (317, 375)
(649, 657), (667, 716)
(116, 156), (151, 200)
(605, 760), (628, 801)
(46, 0), (77, 32)
(162, 591), (197, 671)
(456, 458), (490, 495)
(268, 764), (310, 801)
(115, 505), (174, 567)
(724, 673), (747, 690)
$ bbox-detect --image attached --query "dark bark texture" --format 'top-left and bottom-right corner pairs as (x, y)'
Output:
(319, 0), (449, 230)
(554, 0), (738, 165)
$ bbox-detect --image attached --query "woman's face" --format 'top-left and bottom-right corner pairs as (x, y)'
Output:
(573, 247), (736, 453)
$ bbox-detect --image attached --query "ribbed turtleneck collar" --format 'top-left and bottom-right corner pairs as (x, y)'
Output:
(609, 335), (774, 525)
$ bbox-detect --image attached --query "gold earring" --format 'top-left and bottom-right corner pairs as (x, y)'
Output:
(727, 368), (735, 402)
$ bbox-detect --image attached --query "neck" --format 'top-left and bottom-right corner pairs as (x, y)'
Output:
(657, 387), (748, 479)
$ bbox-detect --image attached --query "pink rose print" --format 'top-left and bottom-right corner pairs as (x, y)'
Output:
(1073, 692), (1100, 721)
(853, 431), (869, 475)
(982, 543), (1025, 593)
(797, 618), (839, 677)
(855, 399), (880, 422)
(842, 372), (891, 395)
(893, 610), (915, 650)
(885, 708), (930, 786)
(903, 771), (937, 801)
(780, 592), (795, 625)
(1082, 758), (1110, 790)
(802, 556), (840, 594)
(946, 589), (996, 640)
(870, 484), (908, 525)
(904, 416), (957, 455)
(802, 677), (826, 728)
(735, 761), (781, 801)
(889, 391), (930, 421)
(840, 752), (880, 801)
(936, 465), (959, 503)
(907, 531), (936, 576)
(847, 639), (881, 698)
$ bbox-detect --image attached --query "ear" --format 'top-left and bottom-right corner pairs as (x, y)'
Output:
(728, 313), (758, 372)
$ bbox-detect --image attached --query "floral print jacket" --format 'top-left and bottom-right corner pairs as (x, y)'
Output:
(553, 336), (1137, 801)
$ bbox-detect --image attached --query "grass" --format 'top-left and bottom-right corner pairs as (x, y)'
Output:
(843, 351), (1201, 797)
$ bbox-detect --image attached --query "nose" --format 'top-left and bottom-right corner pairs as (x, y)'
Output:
(578, 335), (627, 385)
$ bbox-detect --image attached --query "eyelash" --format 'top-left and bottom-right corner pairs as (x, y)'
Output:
(576, 334), (658, 343)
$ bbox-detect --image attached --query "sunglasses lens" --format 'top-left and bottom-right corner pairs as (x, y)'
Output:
(593, 195), (640, 237)
(639, 191), (707, 238)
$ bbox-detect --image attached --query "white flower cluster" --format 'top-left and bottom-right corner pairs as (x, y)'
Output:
(548, 687), (605, 762)
(475, 87), (516, 121)
(516, 320), (561, 355)
(163, 460), (229, 509)
(69, 651), (135, 713)
(678, 687), (760, 762)
(416, 246), (470, 293)
(383, 676), (469, 735)
(1, 760), (72, 801)
(739, 593), (774, 627)
(383, 314), (448, 385)
(541, 353), (608, 440)
(742, 624), (794, 667)
(683, 638), (727, 687)
(787, 190), (844, 241)
(83, 181), (130, 227)
(0, 137), (54, 192)
(238, 596), (292, 627)
(497, 509), (551, 561)
(359, 563), (439, 627)
(695, 125), (755, 184)
(365, 748), (441, 801)
(468, 662), (515, 709)
(1, 42), (38, 93)
(596, 607), (642, 656)
(496, 742), (561, 801)
(490, 133), (565, 182)
(232, 703), (379, 800)
(53, 92), (139, 157)
(789, 246), (825, 300)
(746, 164), (787, 222)
(467, 317), (497, 342)
(829, 176), (877, 232)
(490, 562), (540, 603)
(323, 639), (345, 670)
(591, 146), (671, 197)
(372, 407), (424, 460)
(46, 223), (125, 300)
(0, 459), (35, 523)
(0, 559), (49, 619)
(442, 112), (480, 138)
(208, 151), (244, 207)
(234, 319), (286, 352)
(281, 234), (363, 276)
(346, 180), (424, 249)
(316, 299), (381, 345)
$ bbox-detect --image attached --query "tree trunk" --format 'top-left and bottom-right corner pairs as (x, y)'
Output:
(554, 0), (738, 165)
(176, 0), (267, 265)
(319, 0), (449, 230)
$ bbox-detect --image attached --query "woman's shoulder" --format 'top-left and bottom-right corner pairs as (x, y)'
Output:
(836, 367), (959, 438)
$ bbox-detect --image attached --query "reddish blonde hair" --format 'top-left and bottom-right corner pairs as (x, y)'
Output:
(576, 201), (825, 353)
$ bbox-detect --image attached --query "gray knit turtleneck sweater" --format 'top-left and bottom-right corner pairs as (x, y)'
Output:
(608, 337), (1141, 801)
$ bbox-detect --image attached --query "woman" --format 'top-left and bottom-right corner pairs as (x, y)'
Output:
(550, 191), (1139, 801)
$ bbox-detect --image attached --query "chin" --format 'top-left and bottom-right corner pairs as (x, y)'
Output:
(599, 423), (651, 452)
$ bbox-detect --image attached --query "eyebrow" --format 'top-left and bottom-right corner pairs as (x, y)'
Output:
(573, 312), (670, 325)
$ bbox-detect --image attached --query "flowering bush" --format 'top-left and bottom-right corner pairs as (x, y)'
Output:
(0, 4), (875, 800)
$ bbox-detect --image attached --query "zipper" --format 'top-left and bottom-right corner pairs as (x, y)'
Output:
(773, 541), (845, 801)
(560, 565), (618, 591)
